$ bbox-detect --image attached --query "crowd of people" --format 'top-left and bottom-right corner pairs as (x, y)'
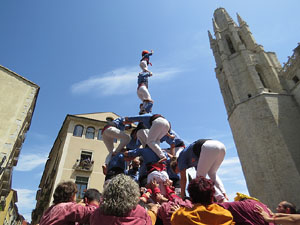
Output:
(38, 50), (300, 224)
(38, 175), (300, 225)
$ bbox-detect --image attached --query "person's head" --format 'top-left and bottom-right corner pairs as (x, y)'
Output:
(170, 157), (179, 174)
(276, 201), (297, 214)
(142, 50), (149, 56)
(100, 174), (140, 217)
(187, 176), (215, 205)
(53, 181), (77, 205)
(131, 157), (140, 169)
(83, 188), (101, 206)
(105, 167), (124, 181)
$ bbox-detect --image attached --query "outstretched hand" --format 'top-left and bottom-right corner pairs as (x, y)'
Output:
(151, 179), (159, 188)
(169, 203), (180, 214)
(164, 179), (173, 187)
(254, 204), (272, 221)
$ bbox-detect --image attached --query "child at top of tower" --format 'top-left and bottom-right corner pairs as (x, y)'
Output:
(140, 50), (154, 73)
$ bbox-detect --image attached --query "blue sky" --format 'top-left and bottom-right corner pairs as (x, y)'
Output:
(1, 0), (299, 222)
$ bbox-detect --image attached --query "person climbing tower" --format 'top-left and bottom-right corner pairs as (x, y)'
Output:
(102, 117), (131, 165)
(125, 113), (173, 163)
(137, 71), (153, 113)
(138, 50), (154, 113)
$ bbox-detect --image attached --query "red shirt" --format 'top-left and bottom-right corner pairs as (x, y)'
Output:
(39, 202), (96, 225)
(90, 204), (151, 225)
(219, 199), (274, 225)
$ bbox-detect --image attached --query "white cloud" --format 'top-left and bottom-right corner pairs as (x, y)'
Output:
(221, 156), (240, 166)
(70, 66), (183, 97)
(15, 153), (48, 171)
(218, 156), (249, 200)
(15, 188), (36, 222)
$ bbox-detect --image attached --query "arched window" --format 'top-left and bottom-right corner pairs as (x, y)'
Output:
(255, 65), (268, 88)
(85, 127), (95, 139)
(97, 129), (102, 140)
(225, 35), (236, 54)
(73, 125), (84, 137)
(238, 33), (247, 48)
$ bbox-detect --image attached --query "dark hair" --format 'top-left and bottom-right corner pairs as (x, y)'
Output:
(105, 167), (124, 181)
(170, 157), (178, 173)
(187, 176), (215, 205)
(53, 181), (77, 204)
(282, 201), (297, 214)
(84, 188), (101, 203)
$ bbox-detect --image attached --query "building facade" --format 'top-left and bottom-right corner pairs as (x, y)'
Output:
(0, 65), (39, 224)
(209, 8), (300, 208)
(0, 190), (26, 225)
(31, 112), (130, 224)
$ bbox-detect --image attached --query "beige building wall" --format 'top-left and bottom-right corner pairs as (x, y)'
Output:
(209, 8), (300, 208)
(0, 65), (39, 220)
(0, 186), (25, 224)
(31, 112), (127, 224)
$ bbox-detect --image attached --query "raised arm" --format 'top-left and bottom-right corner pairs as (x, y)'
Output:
(255, 205), (300, 225)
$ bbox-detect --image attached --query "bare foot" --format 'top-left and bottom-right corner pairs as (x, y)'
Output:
(158, 157), (167, 163)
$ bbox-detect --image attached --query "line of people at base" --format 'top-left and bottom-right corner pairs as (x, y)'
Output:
(38, 174), (300, 225)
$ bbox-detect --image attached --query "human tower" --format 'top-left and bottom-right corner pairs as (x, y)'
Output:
(101, 50), (229, 203)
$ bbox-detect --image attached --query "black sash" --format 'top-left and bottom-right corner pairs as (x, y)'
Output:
(192, 139), (211, 158)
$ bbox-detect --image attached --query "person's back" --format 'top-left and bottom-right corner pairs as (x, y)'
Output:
(220, 199), (273, 225)
(171, 203), (233, 225)
(39, 181), (96, 225)
(40, 202), (95, 225)
(171, 176), (233, 225)
(90, 174), (151, 225)
(90, 204), (150, 225)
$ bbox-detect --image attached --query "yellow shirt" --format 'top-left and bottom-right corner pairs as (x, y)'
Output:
(171, 203), (234, 225)
(147, 210), (157, 225)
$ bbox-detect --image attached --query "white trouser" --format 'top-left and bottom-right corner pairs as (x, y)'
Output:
(147, 117), (170, 159)
(102, 127), (130, 164)
(139, 60), (148, 72)
(136, 129), (149, 148)
(137, 85), (151, 101)
(196, 140), (226, 201)
(147, 170), (169, 196)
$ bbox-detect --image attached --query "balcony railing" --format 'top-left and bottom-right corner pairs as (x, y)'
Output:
(75, 159), (94, 172)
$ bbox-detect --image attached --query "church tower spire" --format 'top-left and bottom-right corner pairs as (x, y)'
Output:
(209, 8), (300, 208)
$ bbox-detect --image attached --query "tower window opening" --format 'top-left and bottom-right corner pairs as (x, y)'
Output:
(238, 33), (247, 47)
(255, 65), (269, 89)
(292, 76), (299, 84)
(225, 35), (236, 54)
(257, 72), (267, 88)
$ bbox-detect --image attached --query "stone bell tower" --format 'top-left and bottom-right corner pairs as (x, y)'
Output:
(209, 8), (300, 208)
